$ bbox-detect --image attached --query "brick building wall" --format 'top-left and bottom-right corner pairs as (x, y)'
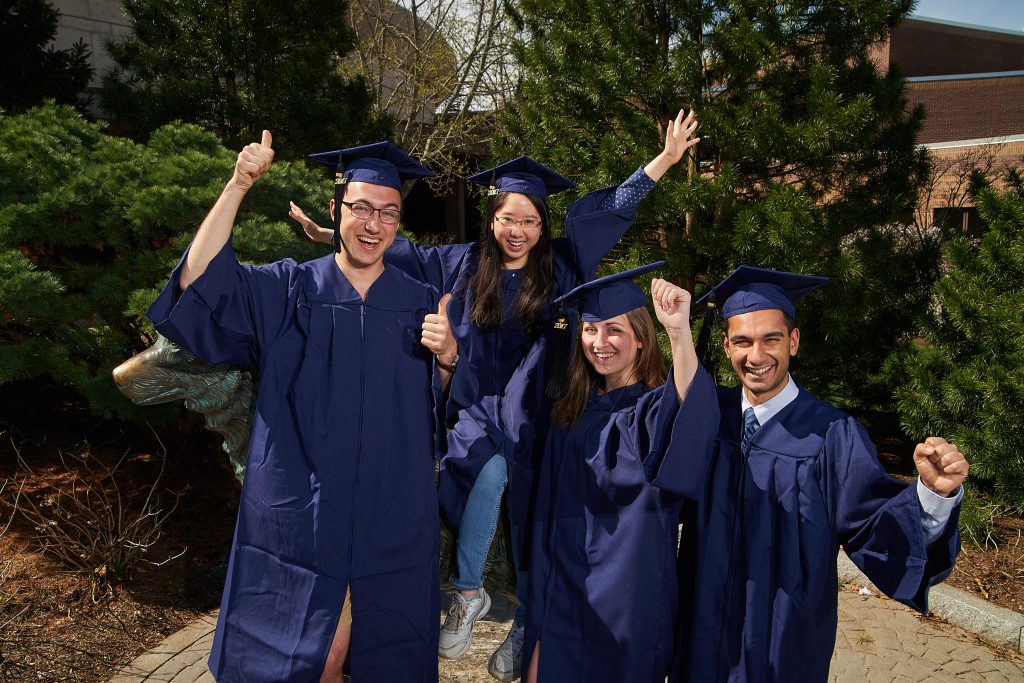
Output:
(889, 18), (1024, 77)
(918, 137), (1024, 233)
(907, 74), (1024, 144)
(868, 16), (1024, 228)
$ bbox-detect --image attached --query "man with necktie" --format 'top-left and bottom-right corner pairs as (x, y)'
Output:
(672, 265), (970, 683)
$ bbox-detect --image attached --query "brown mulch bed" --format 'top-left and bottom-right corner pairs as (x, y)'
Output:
(0, 386), (238, 682)
(946, 517), (1024, 612)
(0, 391), (1021, 682)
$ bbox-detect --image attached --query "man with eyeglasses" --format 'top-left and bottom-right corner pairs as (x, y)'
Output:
(148, 133), (455, 682)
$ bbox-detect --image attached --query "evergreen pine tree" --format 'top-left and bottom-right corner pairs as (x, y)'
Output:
(895, 179), (1024, 500)
(0, 104), (331, 418)
(499, 0), (933, 417)
(101, 0), (390, 158)
(0, 0), (93, 112)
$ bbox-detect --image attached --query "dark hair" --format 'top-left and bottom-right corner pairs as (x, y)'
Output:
(550, 308), (667, 430)
(468, 192), (554, 333)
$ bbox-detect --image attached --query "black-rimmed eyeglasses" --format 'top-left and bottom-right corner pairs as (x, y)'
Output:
(341, 200), (402, 225)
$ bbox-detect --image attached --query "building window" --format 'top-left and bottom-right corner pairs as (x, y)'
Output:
(933, 206), (986, 237)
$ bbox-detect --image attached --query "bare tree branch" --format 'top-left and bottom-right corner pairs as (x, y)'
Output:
(345, 0), (522, 191)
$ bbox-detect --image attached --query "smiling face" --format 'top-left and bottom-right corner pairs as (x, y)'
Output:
(491, 192), (543, 269)
(581, 313), (643, 392)
(723, 308), (800, 405)
(329, 181), (402, 272)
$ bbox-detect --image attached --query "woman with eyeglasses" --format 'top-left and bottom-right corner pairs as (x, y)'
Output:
(289, 109), (699, 680)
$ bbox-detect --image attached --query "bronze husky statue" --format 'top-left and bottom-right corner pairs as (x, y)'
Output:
(112, 334), (253, 482)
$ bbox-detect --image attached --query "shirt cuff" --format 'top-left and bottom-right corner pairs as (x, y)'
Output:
(917, 478), (963, 544)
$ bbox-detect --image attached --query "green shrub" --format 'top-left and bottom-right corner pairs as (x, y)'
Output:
(895, 183), (1024, 502)
(0, 104), (331, 418)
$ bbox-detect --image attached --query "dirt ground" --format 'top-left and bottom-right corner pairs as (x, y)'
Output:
(0, 387), (1021, 682)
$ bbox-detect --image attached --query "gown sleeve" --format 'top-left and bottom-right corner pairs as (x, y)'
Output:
(828, 417), (961, 613)
(596, 167), (656, 211)
(594, 366), (720, 501)
(562, 173), (647, 282)
(384, 237), (474, 292)
(146, 240), (296, 368)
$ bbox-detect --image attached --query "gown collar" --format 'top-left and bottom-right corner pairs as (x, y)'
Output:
(304, 255), (430, 311)
(592, 381), (647, 410)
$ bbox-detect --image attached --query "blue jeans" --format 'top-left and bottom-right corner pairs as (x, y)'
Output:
(449, 453), (527, 622)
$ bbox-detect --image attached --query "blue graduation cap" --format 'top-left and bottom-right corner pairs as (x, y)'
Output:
(695, 265), (828, 319)
(554, 261), (666, 322)
(467, 156), (576, 200)
(308, 141), (432, 253)
(308, 141), (434, 192)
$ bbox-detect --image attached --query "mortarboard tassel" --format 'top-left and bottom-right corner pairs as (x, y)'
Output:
(332, 171), (345, 253)
(544, 306), (572, 400)
(695, 294), (718, 382)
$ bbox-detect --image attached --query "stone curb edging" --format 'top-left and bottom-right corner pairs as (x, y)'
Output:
(837, 551), (1024, 654)
(109, 613), (217, 682)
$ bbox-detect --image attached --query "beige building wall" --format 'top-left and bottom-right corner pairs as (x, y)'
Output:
(51, 0), (132, 88)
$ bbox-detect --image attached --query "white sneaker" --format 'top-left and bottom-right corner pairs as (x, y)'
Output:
(439, 588), (491, 658)
(487, 620), (524, 681)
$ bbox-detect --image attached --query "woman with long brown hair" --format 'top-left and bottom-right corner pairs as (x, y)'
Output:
(289, 111), (699, 679)
(518, 264), (718, 683)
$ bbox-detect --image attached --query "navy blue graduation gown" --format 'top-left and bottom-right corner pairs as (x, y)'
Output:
(522, 368), (719, 682)
(672, 386), (961, 683)
(147, 242), (440, 682)
(385, 185), (639, 559)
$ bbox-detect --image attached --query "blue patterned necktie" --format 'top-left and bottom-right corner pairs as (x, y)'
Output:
(742, 407), (760, 448)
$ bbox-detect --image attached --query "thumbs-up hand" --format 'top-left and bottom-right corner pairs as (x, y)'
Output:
(422, 293), (458, 369)
(233, 130), (275, 192)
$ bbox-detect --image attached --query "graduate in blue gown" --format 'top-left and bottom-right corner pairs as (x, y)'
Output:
(147, 133), (456, 682)
(671, 266), (970, 683)
(514, 263), (719, 683)
(290, 110), (701, 678)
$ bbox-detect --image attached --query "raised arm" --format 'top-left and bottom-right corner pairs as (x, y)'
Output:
(651, 278), (697, 400)
(643, 108), (699, 183)
(288, 201), (334, 244)
(182, 131), (275, 291)
(564, 110), (701, 283)
(592, 109), (701, 213)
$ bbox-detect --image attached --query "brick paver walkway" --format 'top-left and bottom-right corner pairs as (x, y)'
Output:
(109, 587), (1024, 682)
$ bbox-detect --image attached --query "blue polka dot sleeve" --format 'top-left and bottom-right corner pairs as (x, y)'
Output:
(598, 166), (656, 211)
